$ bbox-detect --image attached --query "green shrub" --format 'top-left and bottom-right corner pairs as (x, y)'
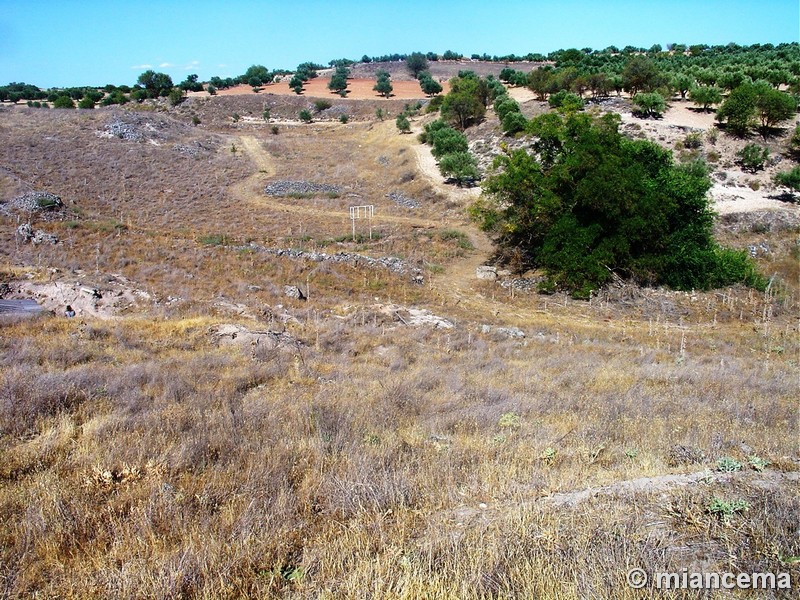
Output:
(736, 143), (769, 172)
(299, 109), (312, 123)
(426, 94), (444, 113)
(473, 112), (764, 297)
(314, 99), (332, 112)
(439, 229), (474, 249)
(428, 126), (468, 158)
(502, 111), (527, 135)
(683, 132), (703, 149)
(168, 88), (184, 106)
(52, 95), (75, 109)
(396, 114), (411, 133)
(439, 152), (479, 186)
(715, 456), (743, 472)
(787, 125), (800, 160)
(632, 92), (666, 118)
(339, 114), (349, 124)
(707, 497), (750, 524)
(548, 90), (583, 112)
(198, 234), (230, 246)
(773, 166), (800, 192)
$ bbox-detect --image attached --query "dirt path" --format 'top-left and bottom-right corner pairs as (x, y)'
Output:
(233, 133), (449, 230)
(233, 128), (517, 314)
(444, 469), (800, 527)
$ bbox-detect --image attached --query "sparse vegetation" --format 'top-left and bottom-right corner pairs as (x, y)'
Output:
(1, 40), (798, 599)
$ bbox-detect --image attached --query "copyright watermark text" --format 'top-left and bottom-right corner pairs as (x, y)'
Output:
(627, 568), (793, 590)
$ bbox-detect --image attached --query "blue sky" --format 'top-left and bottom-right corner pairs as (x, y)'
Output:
(1, 0), (798, 88)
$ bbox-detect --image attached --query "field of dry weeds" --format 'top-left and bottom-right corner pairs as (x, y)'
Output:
(0, 91), (798, 598)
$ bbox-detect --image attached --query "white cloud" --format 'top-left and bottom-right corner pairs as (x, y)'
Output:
(159, 62), (175, 68)
(131, 64), (152, 69)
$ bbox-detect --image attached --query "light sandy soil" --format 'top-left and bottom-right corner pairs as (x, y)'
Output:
(191, 78), (450, 101)
(616, 103), (798, 215)
(506, 87), (799, 217)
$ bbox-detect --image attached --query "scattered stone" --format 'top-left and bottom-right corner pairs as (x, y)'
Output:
(386, 191), (420, 209)
(16, 223), (58, 245)
(390, 305), (454, 329)
(173, 143), (205, 157)
(748, 242), (770, 257)
(402, 307), (453, 329)
(480, 324), (525, 338)
(264, 180), (342, 197)
(238, 243), (414, 276)
(476, 266), (497, 280)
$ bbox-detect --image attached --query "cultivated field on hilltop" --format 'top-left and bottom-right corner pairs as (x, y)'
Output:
(0, 51), (798, 598)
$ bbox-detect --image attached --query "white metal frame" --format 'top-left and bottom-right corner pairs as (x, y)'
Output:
(349, 205), (374, 240)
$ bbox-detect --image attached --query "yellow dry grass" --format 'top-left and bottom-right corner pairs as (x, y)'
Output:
(0, 99), (798, 598)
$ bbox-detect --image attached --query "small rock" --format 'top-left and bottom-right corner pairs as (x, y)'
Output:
(283, 285), (306, 300)
(476, 266), (497, 280)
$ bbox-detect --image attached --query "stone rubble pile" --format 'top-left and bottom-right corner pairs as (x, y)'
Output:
(499, 278), (540, 292)
(104, 118), (145, 141)
(237, 243), (424, 282)
(173, 143), (202, 157)
(4, 191), (63, 213)
(264, 180), (342, 197)
(386, 191), (420, 209)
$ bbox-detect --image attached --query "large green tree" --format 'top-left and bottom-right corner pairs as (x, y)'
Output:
(440, 74), (488, 129)
(136, 70), (174, 98)
(241, 65), (273, 85)
(439, 152), (479, 186)
(717, 82), (796, 137)
(328, 65), (350, 95)
(689, 85), (722, 112)
(406, 52), (429, 77)
(418, 73), (443, 96)
(471, 112), (763, 297)
(622, 56), (664, 95)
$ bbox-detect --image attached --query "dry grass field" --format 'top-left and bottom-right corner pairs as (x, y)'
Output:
(0, 88), (798, 598)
